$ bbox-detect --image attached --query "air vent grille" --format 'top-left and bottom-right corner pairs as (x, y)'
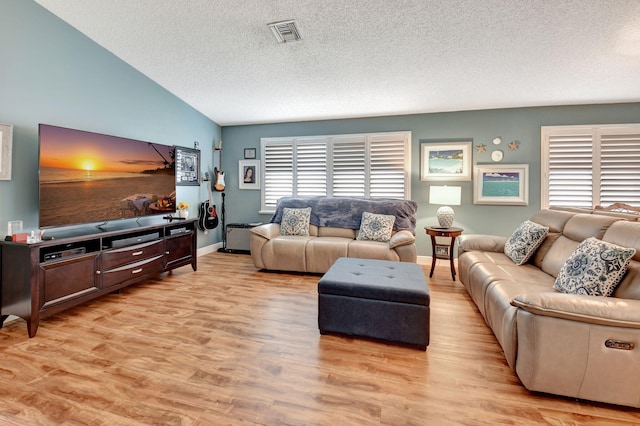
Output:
(268, 20), (302, 44)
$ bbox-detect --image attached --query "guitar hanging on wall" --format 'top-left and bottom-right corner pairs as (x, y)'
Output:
(213, 140), (225, 191)
(198, 172), (219, 232)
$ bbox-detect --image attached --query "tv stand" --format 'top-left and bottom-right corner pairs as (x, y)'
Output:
(0, 219), (197, 337)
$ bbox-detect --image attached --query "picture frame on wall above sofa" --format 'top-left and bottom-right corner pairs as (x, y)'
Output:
(175, 146), (200, 186)
(473, 164), (529, 205)
(420, 141), (472, 181)
(239, 159), (260, 190)
(0, 123), (13, 180)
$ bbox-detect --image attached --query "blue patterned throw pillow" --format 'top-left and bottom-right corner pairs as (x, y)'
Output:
(553, 237), (636, 296)
(357, 212), (396, 242)
(280, 207), (312, 236)
(504, 220), (549, 265)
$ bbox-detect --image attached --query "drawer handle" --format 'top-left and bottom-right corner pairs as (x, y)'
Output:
(605, 339), (635, 350)
(131, 268), (143, 275)
(131, 251), (144, 256)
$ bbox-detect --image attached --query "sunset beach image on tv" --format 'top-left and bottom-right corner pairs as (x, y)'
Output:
(39, 124), (176, 228)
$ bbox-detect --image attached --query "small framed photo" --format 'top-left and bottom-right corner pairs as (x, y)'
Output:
(175, 146), (200, 186)
(239, 160), (260, 190)
(0, 123), (13, 180)
(244, 148), (257, 159)
(435, 245), (450, 258)
(420, 141), (472, 181)
(473, 164), (529, 205)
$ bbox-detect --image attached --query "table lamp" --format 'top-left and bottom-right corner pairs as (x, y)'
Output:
(429, 185), (462, 228)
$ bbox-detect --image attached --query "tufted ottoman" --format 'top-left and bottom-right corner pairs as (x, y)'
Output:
(318, 258), (430, 350)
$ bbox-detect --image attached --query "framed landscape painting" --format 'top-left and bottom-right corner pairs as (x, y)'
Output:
(420, 141), (472, 181)
(473, 164), (529, 205)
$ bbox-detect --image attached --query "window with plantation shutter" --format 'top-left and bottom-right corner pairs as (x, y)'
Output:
(541, 124), (640, 209)
(260, 131), (411, 212)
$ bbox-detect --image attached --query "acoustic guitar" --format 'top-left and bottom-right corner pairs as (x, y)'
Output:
(198, 173), (219, 231)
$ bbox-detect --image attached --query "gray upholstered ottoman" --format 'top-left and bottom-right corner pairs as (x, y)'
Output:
(318, 258), (430, 350)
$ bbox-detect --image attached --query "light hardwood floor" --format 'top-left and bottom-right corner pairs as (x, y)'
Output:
(0, 252), (638, 425)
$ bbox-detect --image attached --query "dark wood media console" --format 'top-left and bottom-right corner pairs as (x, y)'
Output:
(0, 219), (197, 337)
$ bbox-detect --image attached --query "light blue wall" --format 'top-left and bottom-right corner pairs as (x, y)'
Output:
(222, 103), (640, 255)
(0, 0), (222, 248)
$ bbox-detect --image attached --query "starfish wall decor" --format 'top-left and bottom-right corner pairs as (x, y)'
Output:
(508, 140), (520, 151)
(475, 143), (487, 153)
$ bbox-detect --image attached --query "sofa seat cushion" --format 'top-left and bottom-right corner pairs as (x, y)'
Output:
(262, 236), (314, 272)
(459, 252), (554, 315)
(305, 237), (352, 273)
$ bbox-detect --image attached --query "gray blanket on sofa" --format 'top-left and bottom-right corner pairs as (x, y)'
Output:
(270, 197), (418, 234)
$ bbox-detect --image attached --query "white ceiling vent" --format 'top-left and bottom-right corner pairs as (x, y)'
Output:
(268, 20), (301, 44)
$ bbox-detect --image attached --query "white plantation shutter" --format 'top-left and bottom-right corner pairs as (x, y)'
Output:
(600, 132), (640, 205)
(369, 134), (408, 199)
(296, 138), (327, 198)
(261, 131), (410, 212)
(541, 124), (640, 209)
(263, 140), (293, 209)
(331, 135), (366, 198)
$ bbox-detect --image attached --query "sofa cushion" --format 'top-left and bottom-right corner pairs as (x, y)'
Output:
(356, 212), (395, 242)
(280, 207), (312, 236)
(504, 220), (549, 265)
(553, 237), (636, 297)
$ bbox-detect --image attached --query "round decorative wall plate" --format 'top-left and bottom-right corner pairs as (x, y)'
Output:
(491, 150), (504, 162)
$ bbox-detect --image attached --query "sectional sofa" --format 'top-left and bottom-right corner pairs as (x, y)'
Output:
(458, 208), (640, 408)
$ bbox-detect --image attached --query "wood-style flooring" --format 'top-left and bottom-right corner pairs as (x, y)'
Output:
(0, 252), (638, 425)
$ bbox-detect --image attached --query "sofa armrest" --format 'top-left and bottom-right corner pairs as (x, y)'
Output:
(389, 230), (415, 249)
(511, 292), (640, 329)
(457, 234), (506, 254)
(250, 223), (281, 240)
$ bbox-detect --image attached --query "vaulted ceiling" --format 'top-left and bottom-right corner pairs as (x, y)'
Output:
(35, 0), (640, 126)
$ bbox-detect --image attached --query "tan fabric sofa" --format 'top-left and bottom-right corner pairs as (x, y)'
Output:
(458, 208), (640, 408)
(250, 197), (418, 273)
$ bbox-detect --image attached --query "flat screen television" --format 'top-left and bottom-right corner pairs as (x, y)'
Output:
(39, 124), (176, 229)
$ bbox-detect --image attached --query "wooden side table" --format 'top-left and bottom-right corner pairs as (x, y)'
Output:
(425, 227), (463, 281)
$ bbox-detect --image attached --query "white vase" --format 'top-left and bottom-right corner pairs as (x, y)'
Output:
(178, 209), (189, 219)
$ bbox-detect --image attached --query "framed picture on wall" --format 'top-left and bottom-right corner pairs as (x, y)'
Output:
(420, 141), (472, 181)
(244, 148), (257, 159)
(473, 164), (529, 205)
(175, 146), (200, 186)
(239, 160), (260, 190)
(0, 123), (13, 180)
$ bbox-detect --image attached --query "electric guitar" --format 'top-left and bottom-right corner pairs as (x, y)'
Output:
(214, 166), (226, 192)
(198, 173), (219, 231)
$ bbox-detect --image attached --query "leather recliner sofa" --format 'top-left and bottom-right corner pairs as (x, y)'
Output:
(250, 197), (418, 273)
(458, 208), (640, 408)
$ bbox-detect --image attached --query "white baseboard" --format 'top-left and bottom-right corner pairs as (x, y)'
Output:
(197, 242), (223, 257)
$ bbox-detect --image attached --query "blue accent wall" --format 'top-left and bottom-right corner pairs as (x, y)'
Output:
(0, 0), (221, 247)
(222, 103), (640, 255)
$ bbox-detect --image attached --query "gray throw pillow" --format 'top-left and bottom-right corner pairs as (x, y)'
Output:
(504, 220), (549, 265)
(357, 212), (395, 242)
(553, 237), (636, 296)
(280, 207), (312, 236)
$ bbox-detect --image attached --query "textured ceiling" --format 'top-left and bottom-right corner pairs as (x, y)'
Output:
(35, 0), (640, 126)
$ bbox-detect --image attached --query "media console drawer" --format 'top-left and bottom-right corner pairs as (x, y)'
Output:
(101, 239), (165, 270)
(101, 255), (165, 288)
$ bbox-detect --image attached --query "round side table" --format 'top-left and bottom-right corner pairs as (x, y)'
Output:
(424, 226), (464, 281)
